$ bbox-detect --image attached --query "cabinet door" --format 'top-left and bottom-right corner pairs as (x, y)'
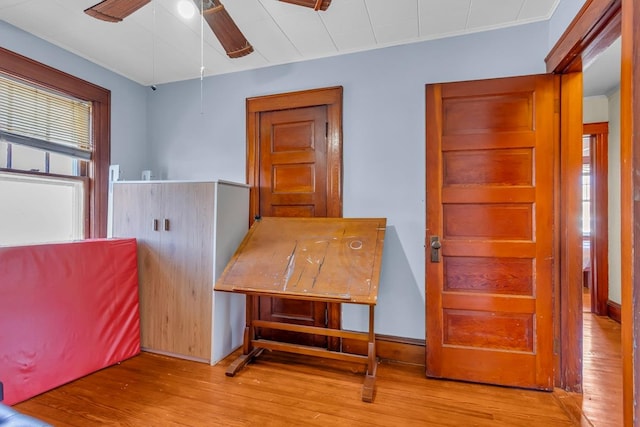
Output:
(113, 182), (215, 361)
(112, 183), (165, 351)
(159, 182), (215, 360)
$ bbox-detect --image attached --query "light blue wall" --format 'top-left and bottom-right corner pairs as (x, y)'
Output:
(1, 14), (560, 340)
(548, 0), (587, 50)
(148, 21), (550, 339)
(0, 21), (149, 181)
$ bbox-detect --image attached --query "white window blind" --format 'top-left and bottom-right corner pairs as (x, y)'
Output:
(0, 74), (92, 160)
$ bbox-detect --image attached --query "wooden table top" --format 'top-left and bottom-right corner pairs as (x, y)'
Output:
(215, 217), (387, 305)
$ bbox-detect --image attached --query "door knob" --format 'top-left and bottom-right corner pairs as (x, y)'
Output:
(430, 236), (442, 263)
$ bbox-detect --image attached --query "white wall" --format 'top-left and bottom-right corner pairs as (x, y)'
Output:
(608, 87), (622, 304)
(147, 21), (550, 339)
(584, 96), (609, 123)
(0, 21), (149, 181)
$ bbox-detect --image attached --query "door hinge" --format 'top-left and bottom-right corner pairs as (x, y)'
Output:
(325, 122), (328, 138)
(554, 98), (560, 114)
(325, 307), (328, 326)
(554, 337), (560, 354)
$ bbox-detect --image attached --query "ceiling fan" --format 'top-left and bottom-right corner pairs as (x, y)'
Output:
(84, 0), (332, 59)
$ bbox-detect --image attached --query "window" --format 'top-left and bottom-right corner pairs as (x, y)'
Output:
(0, 47), (110, 245)
(582, 135), (591, 236)
(0, 74), (91, 245)
(0, 172), (85, 245)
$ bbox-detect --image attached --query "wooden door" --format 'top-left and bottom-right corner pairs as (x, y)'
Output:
(425, 74), (557, 390)
(257, 105), (330, 346)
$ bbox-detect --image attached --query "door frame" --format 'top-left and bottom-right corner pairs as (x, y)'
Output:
(245, 86), (344, 341)
(547, 0), (640, 424)
(583, 122), (610, 316)
(546, 0), (619, 392)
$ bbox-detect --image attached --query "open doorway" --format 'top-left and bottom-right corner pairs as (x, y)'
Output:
(581, 122), (609, 315)
(581, 131), (592, 312)
(582, 36), (621, 320)
(580, 35), (622, 426)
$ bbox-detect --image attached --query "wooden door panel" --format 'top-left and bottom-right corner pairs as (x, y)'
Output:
(443, 310), (534, 351)
(273, 164), (315, 192)
(258, 297), (327, 347)
(443, 149), (533, 185)
(260, 105), (328, 217)
(443, 93), (533, 132)
(426, 74), (557, 390)
(271, 205), (315, 217)
(272, 120), (316, 150)
(443, 204), (533, 240)
(443, 256), (533, 295)
(435, 347), (539, 387)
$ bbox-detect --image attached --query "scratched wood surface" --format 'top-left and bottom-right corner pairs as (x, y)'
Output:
(215, 217), (386, 304)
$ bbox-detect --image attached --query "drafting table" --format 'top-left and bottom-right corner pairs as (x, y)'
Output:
(215, 216), (386, 402)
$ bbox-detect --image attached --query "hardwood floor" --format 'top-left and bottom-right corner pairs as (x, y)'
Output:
(580, 284), (623, 426)
(12, 314), (621, 426)
(582, 313), (623, 426)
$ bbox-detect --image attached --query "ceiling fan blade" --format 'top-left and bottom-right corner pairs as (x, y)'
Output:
(278, 0), (331, 11)
(199, 0), (253, 59)
(84, 0), (150, 22)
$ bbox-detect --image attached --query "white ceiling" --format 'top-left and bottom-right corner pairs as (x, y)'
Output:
(1, 0), (562, 86)
(583, 36), (621, 97)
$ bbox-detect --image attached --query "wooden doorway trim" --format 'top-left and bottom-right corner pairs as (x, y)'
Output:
(546, 0), (621, 393)
(555, 71), (584, 392)
(583, 122), (609, 316)
(246, 86), (343, 221)
(620, 1), (640, 425)
(546, 0), (640, 424)
(545, 0), (621, 74)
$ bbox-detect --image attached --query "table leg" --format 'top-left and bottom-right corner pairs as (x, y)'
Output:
(361, 305), (377, 403)
(226, 295), (261, 377)
(225, 347), (263, 377)
(243, 295), (255, 355)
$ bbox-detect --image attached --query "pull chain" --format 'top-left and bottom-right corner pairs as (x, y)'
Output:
(200, 0), (205, 114)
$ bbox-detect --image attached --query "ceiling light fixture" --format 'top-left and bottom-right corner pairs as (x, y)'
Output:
(177, 0), (195, 19)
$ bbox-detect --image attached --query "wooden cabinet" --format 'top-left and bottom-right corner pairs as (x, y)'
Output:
(111, 180), (248, 364)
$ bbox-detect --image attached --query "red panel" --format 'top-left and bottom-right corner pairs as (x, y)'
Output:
(0, 239), (140, 405)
